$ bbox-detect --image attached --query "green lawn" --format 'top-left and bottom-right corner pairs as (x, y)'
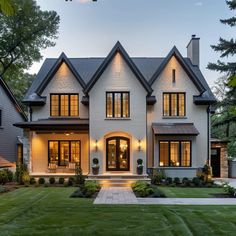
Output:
(0, 188), (236, 236)
(159, 187), (226, 198)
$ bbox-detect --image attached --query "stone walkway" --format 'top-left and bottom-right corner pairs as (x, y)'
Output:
(94, 186), (236, 205)
(93, 187), (138, 204)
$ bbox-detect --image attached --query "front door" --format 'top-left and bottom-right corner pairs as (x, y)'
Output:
(211, 148), (221, 177)
(106, 137), (130, 171)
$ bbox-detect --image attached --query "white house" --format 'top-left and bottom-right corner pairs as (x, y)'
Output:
(14, 36), (217, 183)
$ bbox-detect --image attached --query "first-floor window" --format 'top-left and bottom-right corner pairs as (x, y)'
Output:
(48, 140), (81, 166)
(17, 144), (23, 164)
(159, 141), (191, 167)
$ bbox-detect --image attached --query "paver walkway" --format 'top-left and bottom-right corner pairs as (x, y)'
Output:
(94, 186), (236, 205)
(93, 187), (138, 204)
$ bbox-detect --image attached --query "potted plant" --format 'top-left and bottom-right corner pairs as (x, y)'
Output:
(137, 159), (143, 175)
(92, 158), (99, 175)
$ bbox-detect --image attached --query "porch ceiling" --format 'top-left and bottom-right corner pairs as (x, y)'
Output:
(152, 123), (199, 136)
(13, 118), (89, 131)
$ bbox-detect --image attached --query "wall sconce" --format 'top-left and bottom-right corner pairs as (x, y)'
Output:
(138, 139), (141, 152)
(159, 162), (164, 167)
(95, 140), (98, 152)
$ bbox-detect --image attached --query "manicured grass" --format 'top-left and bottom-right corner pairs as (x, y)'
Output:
(159, 187), (226, 198)
(0, 187), (236, 235)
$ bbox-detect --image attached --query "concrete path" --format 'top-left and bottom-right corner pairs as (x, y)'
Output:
(214, 178), (236, 188)
(138, 198), (236, 205)
(94, 187), (138, 204)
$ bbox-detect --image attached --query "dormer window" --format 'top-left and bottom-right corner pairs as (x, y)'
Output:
(106, 92), (130, 118)
(50, 94), (79, 117)
(163, 92), (185, 117)
(172, 69), (176, 83)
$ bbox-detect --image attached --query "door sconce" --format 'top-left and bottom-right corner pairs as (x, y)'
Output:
(95, 140), (98, 152)
(138, 139), (141, 152)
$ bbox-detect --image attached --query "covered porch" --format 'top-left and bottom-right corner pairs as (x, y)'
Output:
(14, 119), (89, 176)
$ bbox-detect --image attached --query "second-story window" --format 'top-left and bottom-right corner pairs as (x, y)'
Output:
(106, 92), (130, 118)
(163, 92), (185, 117)
(50, 94), (79, 117)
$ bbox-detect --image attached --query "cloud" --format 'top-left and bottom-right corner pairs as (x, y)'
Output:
(195, 2), (203, 7)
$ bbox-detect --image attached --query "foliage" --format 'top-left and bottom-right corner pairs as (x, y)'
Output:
(0, 169), (8, 184)
(15, 163), (28, 184)
(68, 177), (75, 186)
(150, 168), (166, 185)
(0, 0), (14, 15)
(166, 177), (173, 185)
(182, 177), (191, 187)
(132, 181), (154, 197)
(151, 188), (166, 198)
(70, 181), (100, 198)
(208, 0), (236, 157)
(49, 177), (55, 185)
(58, 177), (64, 184)
(192, 177), (201, 187)
(223, 182), (236, 197)
(29, 177), (36, 185)
(22, 171), (30, 184)
(38, 177), (45, 185)
(0, 185), (7, 193)
(75, 165), (85, 185)
(173, 177), (181, 185)
(3, 169), (13, 182)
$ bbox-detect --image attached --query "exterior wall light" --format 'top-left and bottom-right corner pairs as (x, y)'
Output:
(138, 139), (141, 151)
(159, 162), (164, 167)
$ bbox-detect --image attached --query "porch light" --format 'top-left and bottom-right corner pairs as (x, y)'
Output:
(95, 140), (98, 152)
(65, 132), (70, 136)
(176, 162), (180, 166)
(138, 140), (141, 151)
(159, 162), (164, 166)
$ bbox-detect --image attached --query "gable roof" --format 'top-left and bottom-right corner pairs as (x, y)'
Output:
(0, 77), (27, 121)
(84, 41), (153, 95)
(36, 52), (86, 95)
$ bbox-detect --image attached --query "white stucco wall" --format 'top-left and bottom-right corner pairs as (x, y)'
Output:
(31, 132), (89, 174)
(147, 56), (208, 176)
(32, 62), (88, 120)
(89, 53), (147, 175)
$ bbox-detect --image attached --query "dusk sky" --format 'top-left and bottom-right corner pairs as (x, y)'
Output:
(33, 0), (235, 86)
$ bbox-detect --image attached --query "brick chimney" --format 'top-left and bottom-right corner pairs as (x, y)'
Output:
(187, 35), (200, 67)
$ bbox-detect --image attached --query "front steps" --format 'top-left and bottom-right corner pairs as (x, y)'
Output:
(87, 174), (150, 187)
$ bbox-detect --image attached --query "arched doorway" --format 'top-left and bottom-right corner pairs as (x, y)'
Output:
(106, 136), (130, 171)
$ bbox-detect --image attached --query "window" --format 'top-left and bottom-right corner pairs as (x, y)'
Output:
(106, 92), (130, 118)
(48, 140), (81, 166)
(50, 94), (79, 117)
(163, 93), (185, 117)
(17, 144), (23, 164)
(0, 109), (2, 126)
(172, 69), (176, 83)
(159, 141), (191, 167)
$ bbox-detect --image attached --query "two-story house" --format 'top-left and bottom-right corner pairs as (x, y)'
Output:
(14, 36), (216, 183)
(0, 77), (27, 168)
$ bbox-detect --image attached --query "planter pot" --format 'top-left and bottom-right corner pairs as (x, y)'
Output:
(228, 160), (236, 178)
(137, 167), (143, 175)
(92, 167), (99, 175)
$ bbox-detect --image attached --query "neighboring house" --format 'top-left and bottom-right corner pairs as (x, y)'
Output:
(15, 35), (218, 181)
(0, 77), (27, 168)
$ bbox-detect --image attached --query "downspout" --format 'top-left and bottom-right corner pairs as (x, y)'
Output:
(207, 105), (211, 165)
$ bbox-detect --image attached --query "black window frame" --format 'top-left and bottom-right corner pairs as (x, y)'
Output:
(106, 92), (130, 118)
(48, 140), (81, 166)
(163, 92), (186, 117)
(172, 69), (176, 83)
(159, 140), (192, 167)
(50, 93), (79, 117)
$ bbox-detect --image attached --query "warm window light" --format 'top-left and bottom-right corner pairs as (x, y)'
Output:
(159, 162), (164, 166)
(65, 132), (70, 136)
(176, 162), (180, 166)
(138, 140), (141, 151)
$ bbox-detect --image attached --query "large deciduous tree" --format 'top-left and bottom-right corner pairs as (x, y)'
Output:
(208, 0), (236, 157)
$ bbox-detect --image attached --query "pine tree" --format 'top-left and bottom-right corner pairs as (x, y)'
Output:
(208, 0), (236, 140)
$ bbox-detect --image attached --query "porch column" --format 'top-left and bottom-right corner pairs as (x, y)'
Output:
(23, 129), (32, 173)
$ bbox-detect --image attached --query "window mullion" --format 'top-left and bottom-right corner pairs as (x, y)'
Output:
(169, 94), (171, 116)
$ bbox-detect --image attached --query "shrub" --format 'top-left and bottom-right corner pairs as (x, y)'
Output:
(22, 171), (30, 184)
(70, 187), (84, 198)
(223, 183), (236, 197)
(151, 169), (166, 185)
(49, 177), (55, 185)
(132, 181), (154, 197)
(192, 177), (201, 186)
(151, 188), (166, 198)
(0, 185), (7, 193)
(0, 170), (8, 185)
(4, 169), (13, 182)
(83, 181), (100, 197)
(59, 177), (64, 184)
(173, 177), (181, 185)
(29, 177), (36, 185)
(182, 177), (191, 187)
(15, 163), (28, 184)
(38, 177), (45, 185)
(166, 177), (173, 185)
(75, 165), (85, 185)
(68, 177), (75, 186)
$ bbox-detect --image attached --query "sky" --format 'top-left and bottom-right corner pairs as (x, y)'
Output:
(32, 0), (236, 86)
